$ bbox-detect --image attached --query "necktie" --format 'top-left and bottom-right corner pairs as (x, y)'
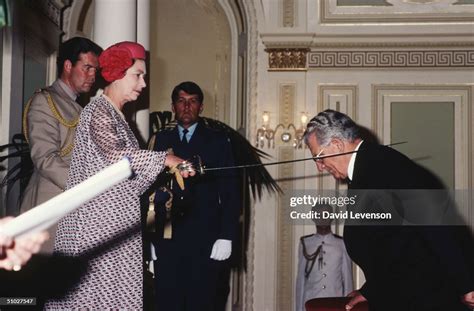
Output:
(182, 129), (189, 144)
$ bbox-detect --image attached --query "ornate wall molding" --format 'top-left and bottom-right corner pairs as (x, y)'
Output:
(309, 41), (474, 48)
(242, 0), (259, 309)
(61, 0), (93, 40)
(280, 84), (295, 124)
(371, 84), (473, 226)
(260, 33), (474, 52)
(320, 0), (474, 23)
(317, 84), (358, 120)
(308, 50), (474, 69)
(265, 48), (309, 71)
(277, 146), (295, 311)
(261, 39), (474, 49)
(282, 0), (295, 27)
(276, 83), (296, 310)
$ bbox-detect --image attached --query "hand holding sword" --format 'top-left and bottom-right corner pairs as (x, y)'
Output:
(170, 142), (407, 176)
(165, 153), (196, 190)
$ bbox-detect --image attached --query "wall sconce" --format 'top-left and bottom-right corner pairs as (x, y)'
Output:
(256, 111), (308, 149)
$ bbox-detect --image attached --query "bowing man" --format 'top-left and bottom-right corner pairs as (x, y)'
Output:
(304, 109), (474, 311)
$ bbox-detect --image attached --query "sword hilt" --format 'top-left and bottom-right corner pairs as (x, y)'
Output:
(176, 155), (206, 175)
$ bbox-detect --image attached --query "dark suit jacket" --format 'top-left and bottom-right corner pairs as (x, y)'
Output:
(344, 142), (474, 311)
(152, 120), (240, 249)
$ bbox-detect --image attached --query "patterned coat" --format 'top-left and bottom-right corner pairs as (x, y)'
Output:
(45, 95), (167, 310)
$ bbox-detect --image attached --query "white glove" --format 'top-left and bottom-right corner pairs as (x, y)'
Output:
(210, 239), (232, 261)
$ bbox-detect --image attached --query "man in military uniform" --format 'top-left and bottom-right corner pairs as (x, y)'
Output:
(151, 81), (240, 311)
(21, 37), (102, 252)
(295, 204), (353, 311)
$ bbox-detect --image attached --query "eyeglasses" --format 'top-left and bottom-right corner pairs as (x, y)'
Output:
(175, 97), (200, 106)
(313, 148), (325, 163)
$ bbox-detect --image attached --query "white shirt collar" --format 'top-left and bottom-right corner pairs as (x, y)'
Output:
(178, 122), (198, 141)
(348, 140), (364, 181)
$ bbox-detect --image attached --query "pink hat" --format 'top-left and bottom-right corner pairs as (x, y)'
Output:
(99, 41), (146, 82)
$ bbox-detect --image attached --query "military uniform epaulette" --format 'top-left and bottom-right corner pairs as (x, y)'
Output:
(300, 233), (315, 242)
(29, 88), (50, 97)
(23, 87), (79, 158)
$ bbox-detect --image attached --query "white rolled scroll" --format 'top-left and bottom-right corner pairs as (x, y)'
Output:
(0, 158), (132, 238)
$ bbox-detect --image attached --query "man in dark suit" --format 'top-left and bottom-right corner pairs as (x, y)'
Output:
(151, 81), (240, 311)
(304, 109), (474, 311)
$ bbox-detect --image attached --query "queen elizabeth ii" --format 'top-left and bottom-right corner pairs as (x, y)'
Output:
(45, 41), (192, 309)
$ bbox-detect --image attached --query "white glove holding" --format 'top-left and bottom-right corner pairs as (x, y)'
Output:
(210, 239), (232, 261)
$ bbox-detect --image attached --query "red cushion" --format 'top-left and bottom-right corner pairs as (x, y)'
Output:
(305, 297), (369, 311)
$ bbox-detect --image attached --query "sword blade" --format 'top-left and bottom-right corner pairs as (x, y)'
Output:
(202, 141), (406, 172)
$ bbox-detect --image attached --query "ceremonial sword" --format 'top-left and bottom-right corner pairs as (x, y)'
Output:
(178, 142), (407, 174)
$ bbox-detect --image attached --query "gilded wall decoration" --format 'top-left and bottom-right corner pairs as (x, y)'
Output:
(308, 50), (474, 68)
(265, 48), (309, 71)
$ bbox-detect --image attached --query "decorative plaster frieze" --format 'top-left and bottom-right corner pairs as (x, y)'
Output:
(282, 0), (295, 27)
(265, 48), (309, 71)
(308, 50), (474, 68)
(280, 84), (295, 125)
